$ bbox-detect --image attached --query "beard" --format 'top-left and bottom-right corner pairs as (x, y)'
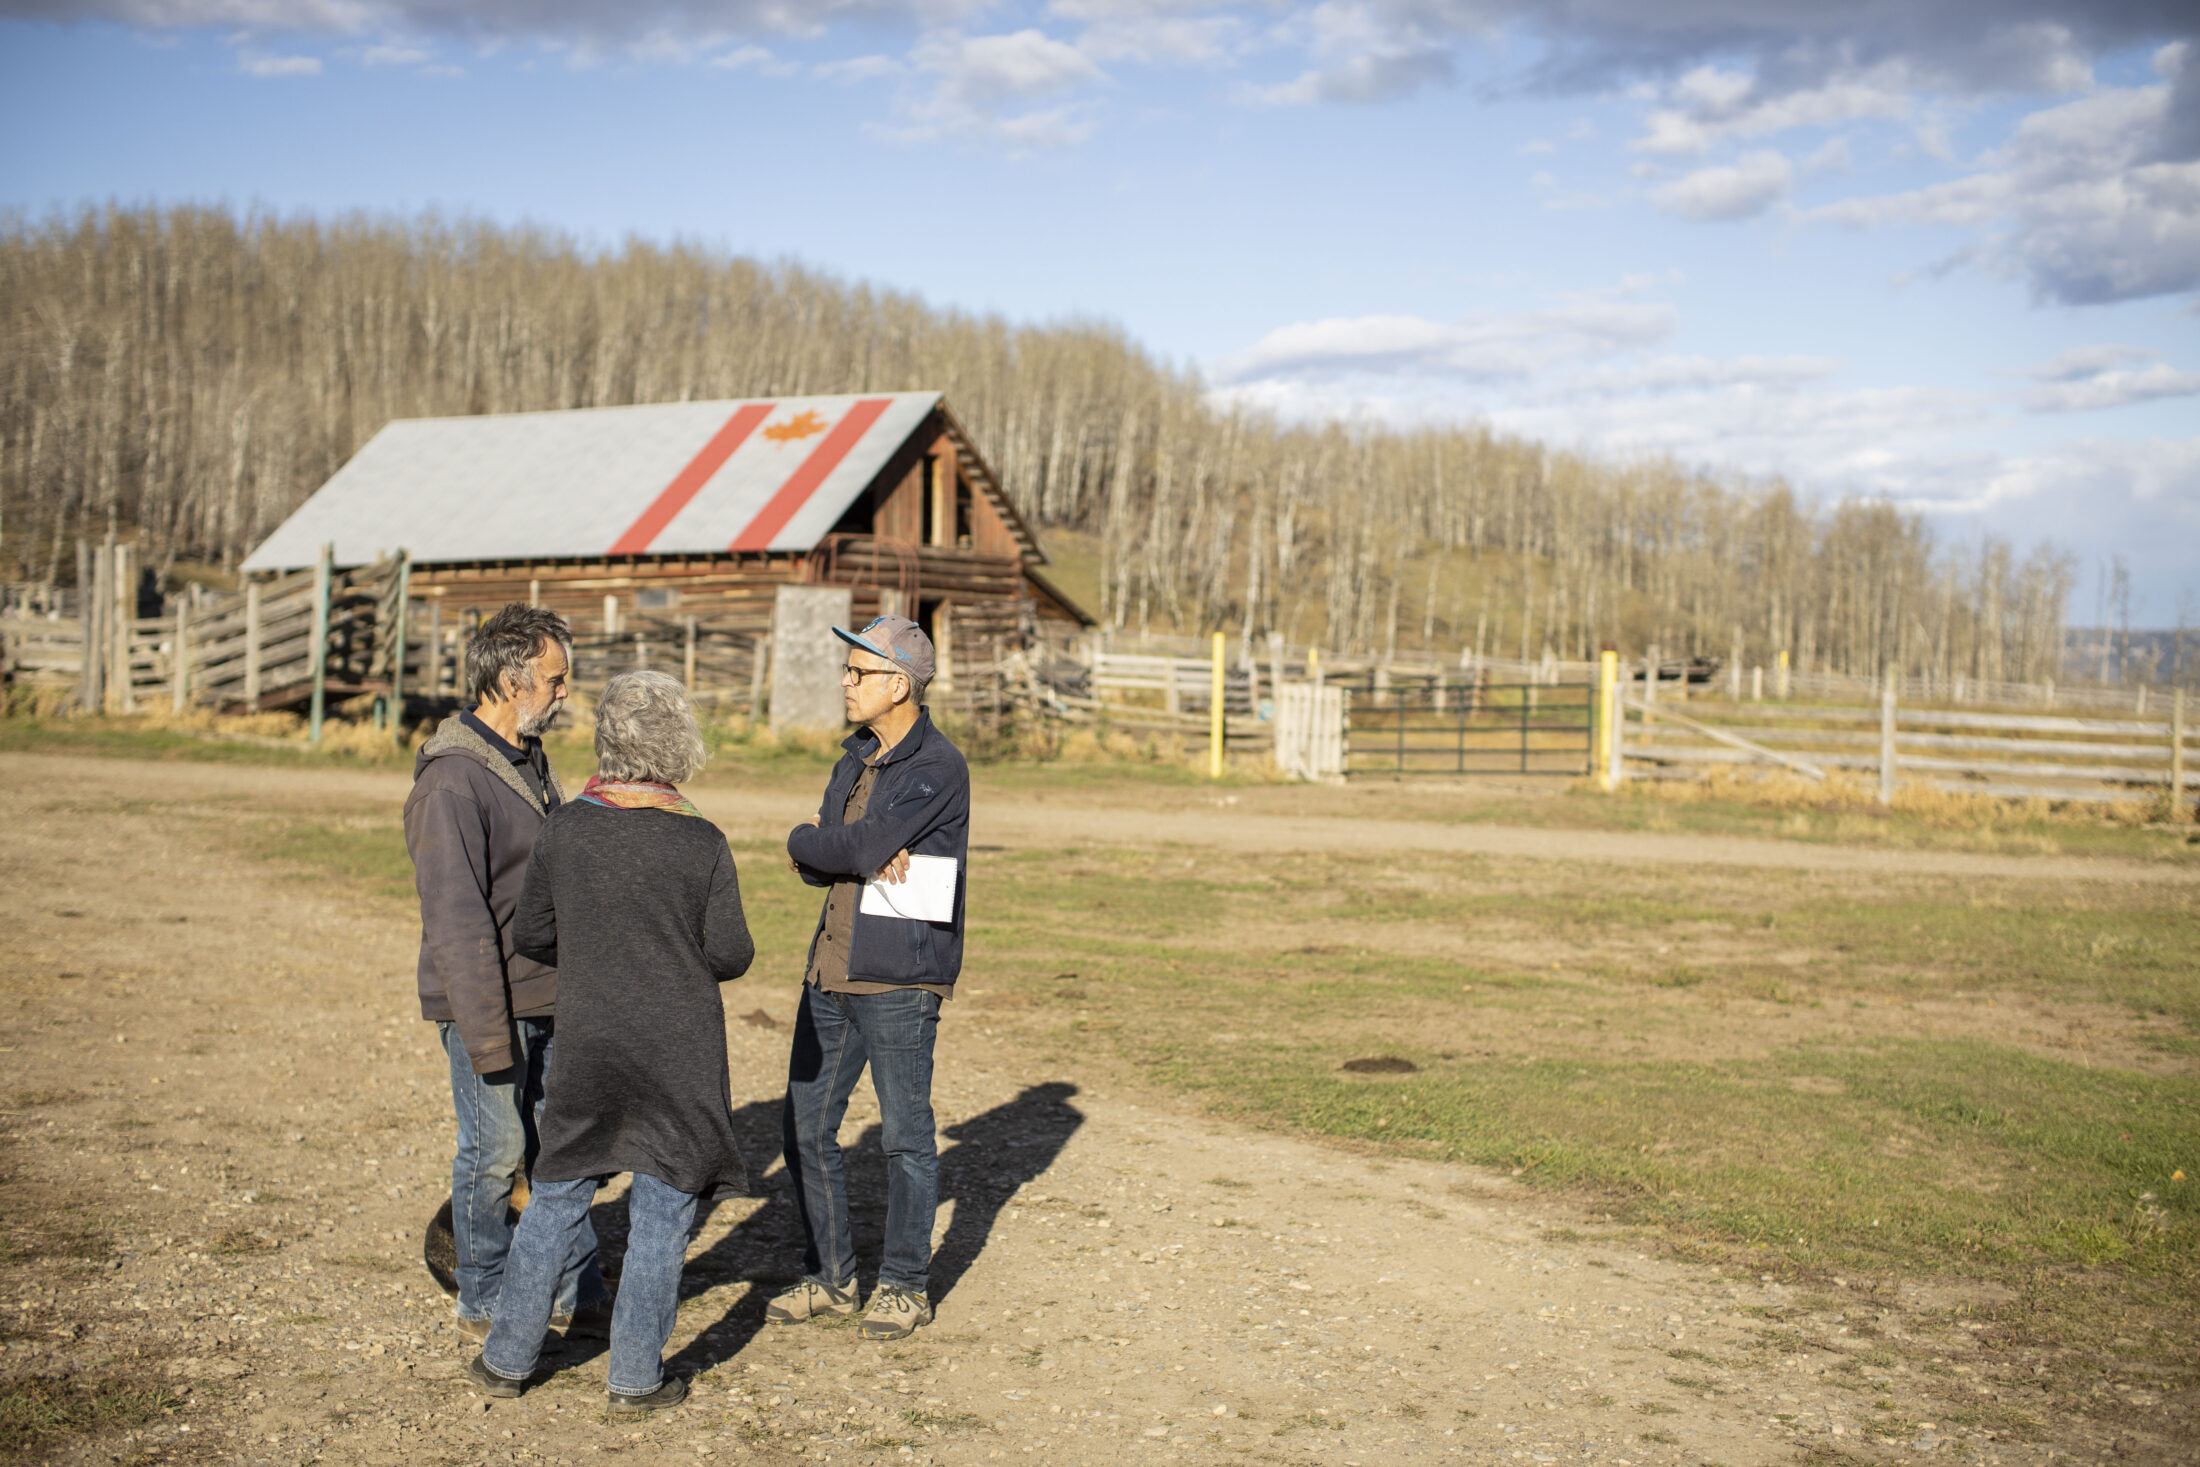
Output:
(517, 699), (561, 738)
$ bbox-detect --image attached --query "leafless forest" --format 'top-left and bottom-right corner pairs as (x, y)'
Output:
(2, 204), (2074, 680)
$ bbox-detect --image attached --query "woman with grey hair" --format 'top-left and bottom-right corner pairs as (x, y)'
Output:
(471, 671), (754, 1412)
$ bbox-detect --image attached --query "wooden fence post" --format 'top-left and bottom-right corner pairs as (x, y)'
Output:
(683, 617), (697, 691)
(1776, 648), (1791, 699)
(388, 551), (411, 745)
(76, 539), (99, 713)
(1879, 669), (1897, 807)
(110, 541), (135, 714)
(171, 598), (191, 713)
(424, 598), (442, 697)
(2174, 688), (2188, 823)
(243, 579), (263, 707)
(308, 543), (333, 745)
(1209, 631), (1225, 779)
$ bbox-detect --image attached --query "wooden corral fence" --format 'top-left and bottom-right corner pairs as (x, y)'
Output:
(2, 541), (417, 723)
(1616, 684), (2194, 810)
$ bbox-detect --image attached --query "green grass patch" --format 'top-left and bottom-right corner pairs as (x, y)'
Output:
(0, 1375), (182, 1457)
(963, 846), (2200, 1335)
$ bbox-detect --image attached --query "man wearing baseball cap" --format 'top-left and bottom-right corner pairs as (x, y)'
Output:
(770, 615), (970, 1341)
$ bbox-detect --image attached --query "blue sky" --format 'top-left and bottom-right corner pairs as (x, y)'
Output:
(2, 1), (2196, 621)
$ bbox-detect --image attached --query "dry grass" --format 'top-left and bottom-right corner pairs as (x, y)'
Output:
(1618, 764), (2176, 832)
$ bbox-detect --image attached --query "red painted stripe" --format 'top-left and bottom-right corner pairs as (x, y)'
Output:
(730, 398), (895, 552)
(608, 402), (775, 555)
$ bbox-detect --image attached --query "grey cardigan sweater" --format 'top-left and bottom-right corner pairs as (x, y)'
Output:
(513, 801), (755, 1196)
(403, 713), (566, 1074)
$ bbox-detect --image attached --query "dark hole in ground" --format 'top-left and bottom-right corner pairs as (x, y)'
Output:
(1340, 1057), (1418, 1074)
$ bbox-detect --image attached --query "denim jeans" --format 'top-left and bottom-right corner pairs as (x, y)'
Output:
(782, 984), (941, 1296)
(439, 1018), (605, 1323)
(481, 1171), (699, 1396)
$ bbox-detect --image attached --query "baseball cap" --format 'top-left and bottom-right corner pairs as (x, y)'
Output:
(833, 615), (935, 688)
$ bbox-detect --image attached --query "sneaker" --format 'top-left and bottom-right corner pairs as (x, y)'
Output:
(466, 1353), (527, 1399)
(455, 1314), (491, 1344)
(552, 1298), (615, 1339)
(859, 1284), (931, 1341)
(607, 1375), (689, 1414)
(764, 1277), (859, 1325)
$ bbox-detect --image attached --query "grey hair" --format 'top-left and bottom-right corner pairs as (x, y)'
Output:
(467, 604), (572, 705)
(593, 671), (708, 785)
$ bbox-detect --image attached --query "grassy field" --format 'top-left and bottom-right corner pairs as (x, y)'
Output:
(228, 774), (2200, 1361)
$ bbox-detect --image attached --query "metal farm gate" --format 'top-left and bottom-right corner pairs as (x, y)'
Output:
(1346, 682), (1597, 776)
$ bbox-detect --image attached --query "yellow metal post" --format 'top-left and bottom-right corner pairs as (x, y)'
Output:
(1209, 631), (1226, 779)
(1597, 647), (1618, 791)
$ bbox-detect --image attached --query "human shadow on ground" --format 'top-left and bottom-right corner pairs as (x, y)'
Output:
(662, 1081), (1085, 1377)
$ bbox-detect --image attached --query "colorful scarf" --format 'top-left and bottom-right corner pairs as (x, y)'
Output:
(577, 776), (703, 818)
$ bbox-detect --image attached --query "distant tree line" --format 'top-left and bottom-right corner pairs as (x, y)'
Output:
(0, 204), (2075, 682)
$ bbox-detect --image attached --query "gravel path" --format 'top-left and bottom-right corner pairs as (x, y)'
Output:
(0, 753), (2139, 1465)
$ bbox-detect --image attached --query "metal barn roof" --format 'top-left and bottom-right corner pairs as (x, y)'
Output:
(243, 392), (1004, 571)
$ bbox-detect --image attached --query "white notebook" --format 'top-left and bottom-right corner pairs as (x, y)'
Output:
(859, 854), (959, 923)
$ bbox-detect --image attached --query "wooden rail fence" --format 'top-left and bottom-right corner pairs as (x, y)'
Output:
(1619, 691), (2193, 808)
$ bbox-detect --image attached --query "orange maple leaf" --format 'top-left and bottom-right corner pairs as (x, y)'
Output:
(762, 410), (828, 444)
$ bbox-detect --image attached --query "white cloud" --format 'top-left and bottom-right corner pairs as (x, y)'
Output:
(918, 28), (1099, 105)
(1055, 0), (1243, 66)
(1552, 354), (1842, 399)
(1237, 0), (1454, 107)
(1808, 56), (2200, 304)
(1919, 436), (2200, 580)
(1239, 49), (1451, 107)
(2022, 362), (2200, 413)
(1652, 150), (1792, 221)
(360, 42), (425, 65)
(710, 42), (796, 76)
(238, 50), (320, 75)
(1212, 297), (1680, 386)
(2014, 344), (2156, 382)
(1630, 61), (1918, 156)
(885, 29), (1106, 148)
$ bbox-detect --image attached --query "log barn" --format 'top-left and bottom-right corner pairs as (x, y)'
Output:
(242, 392), (1090, 716)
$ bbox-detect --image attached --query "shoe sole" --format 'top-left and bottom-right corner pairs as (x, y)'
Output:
(466, 1359), (526, 1399)
(607, 1381), (688, 1414)
(859, 1317), (929, 1341)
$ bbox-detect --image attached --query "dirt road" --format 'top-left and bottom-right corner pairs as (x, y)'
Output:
(0, 753), (2129, 1465)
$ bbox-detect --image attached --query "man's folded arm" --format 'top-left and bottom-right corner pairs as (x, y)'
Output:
(786, 776), (953, 879)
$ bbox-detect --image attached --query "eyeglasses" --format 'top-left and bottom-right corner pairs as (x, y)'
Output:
(841, 663), (902, 685)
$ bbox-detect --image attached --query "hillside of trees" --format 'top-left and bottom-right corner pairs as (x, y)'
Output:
(1, 204), (2075, 682)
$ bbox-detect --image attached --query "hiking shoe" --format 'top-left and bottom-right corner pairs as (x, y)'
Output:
(607, 1375), (689, 1414)
(455, 1314), (492, 1344)
(764, 1277), (859, 1325)
(553, 1298), (615, 1339)
(466, 1353), (527, 1399)
(859, 1284), (932, 1341)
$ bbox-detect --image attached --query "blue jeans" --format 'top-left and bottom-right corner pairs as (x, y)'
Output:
(782, 984), (941, 1296)
(439, 1018), (605, 1323)
(482, 1172), (699, 1396)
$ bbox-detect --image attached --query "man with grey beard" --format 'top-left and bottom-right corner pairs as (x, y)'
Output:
(405, 604), (610, 1343)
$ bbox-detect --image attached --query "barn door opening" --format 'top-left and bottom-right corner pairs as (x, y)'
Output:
(918, 596), (953, 694)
